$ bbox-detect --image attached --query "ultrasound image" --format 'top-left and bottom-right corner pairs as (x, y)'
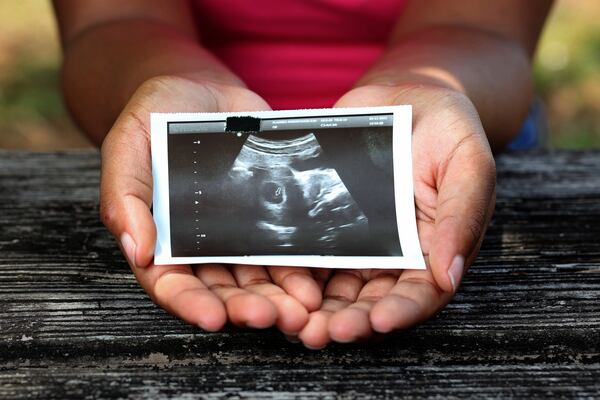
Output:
(229, 133), (369, 250)
(167, 114), (402, 257)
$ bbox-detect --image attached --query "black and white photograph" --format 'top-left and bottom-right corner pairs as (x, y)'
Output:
(151, 107), (424, 269)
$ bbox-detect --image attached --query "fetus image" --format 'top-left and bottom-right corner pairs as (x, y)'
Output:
(226, 133), (369, 254)
(167, 119), (403, 258)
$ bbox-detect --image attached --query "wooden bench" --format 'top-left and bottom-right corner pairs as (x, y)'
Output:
(1, 150), (599, 399)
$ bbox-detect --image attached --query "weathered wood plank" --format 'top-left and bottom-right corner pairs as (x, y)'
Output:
(1, 150), (599, 399)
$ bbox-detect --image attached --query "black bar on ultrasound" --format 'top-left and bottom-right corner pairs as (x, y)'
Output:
(225, 116), (261, 133)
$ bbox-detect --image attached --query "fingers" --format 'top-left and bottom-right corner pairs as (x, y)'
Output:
(267, 266), (323, 311)
(370, 268), (452, 333)
(298, 270), (364, 349)
(101, 114), (156, 269)
(231, 265), (309, 334)
(299, 268), (451, 346)
(129, 263), (227, 332)
(427, 133), (496, 293)
(311, 268), (333, 291)
(194, 264), (277, 329)
(328, 271), (399, 343)
(139, 262), (313, 334)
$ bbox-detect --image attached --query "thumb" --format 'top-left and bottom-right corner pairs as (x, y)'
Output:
(100, 114), (156, 269)
(427, 137), (496, 293)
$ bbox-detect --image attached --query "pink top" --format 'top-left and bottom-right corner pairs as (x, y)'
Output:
(193, 0), (407, 110)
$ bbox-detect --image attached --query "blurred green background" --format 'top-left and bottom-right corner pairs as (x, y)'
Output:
(0, 1), (599, 150)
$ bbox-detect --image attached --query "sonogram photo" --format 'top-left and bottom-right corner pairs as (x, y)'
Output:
(167, 113), (402, 257)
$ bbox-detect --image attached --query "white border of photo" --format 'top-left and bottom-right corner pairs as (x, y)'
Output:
(151, 106), (425, 270)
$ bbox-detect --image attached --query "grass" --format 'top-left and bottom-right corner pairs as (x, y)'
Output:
(0, 0), (598, 149)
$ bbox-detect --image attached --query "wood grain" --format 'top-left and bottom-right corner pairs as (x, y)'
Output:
(1, 150), (599, 399)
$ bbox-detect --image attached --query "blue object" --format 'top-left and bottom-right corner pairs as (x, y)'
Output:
(507, 100), (545, 150)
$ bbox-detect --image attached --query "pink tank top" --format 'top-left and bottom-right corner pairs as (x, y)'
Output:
(193, 0), (407, 109)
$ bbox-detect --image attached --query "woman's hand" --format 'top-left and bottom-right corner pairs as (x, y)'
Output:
(100, 75), (323, 333)
(100, 76), (495, 346)
(296, 84), (496, 348)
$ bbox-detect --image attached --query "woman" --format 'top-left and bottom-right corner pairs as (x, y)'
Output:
(53, 0), (553, 349)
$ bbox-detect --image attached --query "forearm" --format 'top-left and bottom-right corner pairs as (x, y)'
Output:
(60, 20), (244, 145)
(356, 27), (534, 150)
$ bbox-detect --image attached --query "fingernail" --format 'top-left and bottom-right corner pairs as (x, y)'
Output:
(246, 321), (270, 329)
(120, 232), (137, 268)
(304, 343), (326, 351)
(333, 336), (355, 344)
(448, 255), (464, 292)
